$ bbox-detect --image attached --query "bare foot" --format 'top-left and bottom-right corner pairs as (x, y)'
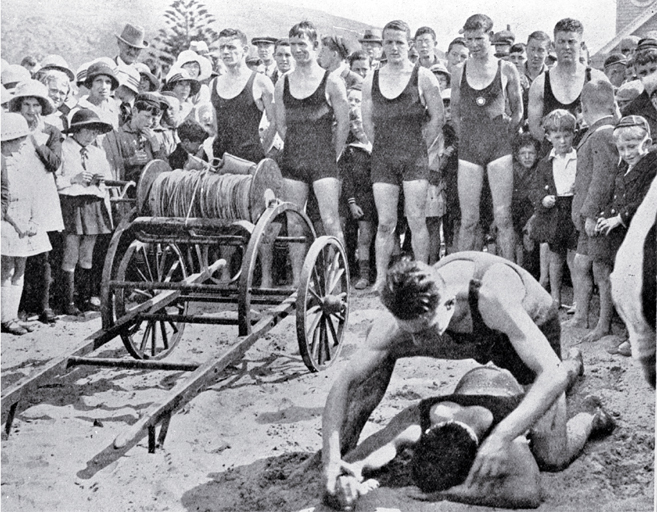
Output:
(334, 475), (361, 510)
(370, 280), (385, 295)
(581, 326), (611, 344)
(358, 478), (380, 495)
(564, 317), (588, 329)
(566, 347), (584, 377)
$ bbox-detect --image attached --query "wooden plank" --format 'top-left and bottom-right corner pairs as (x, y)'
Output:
(113, 294), (296, 449)
(1, 259), (225, 423)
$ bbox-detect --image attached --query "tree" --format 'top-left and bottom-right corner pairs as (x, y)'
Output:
(153, 0), (219, 59)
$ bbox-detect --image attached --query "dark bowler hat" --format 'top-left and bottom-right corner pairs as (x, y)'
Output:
(604, 53), (627, 69)
(64, 108), (113, 134)
(84, 62), (120, 91)
(359, 29), (383, 44)
(116, 23), (149, 49)
(251, 36), (277, 45)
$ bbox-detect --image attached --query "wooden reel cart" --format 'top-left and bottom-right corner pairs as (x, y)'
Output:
(101, 156), (350, 372)
(1, 156), (350, 453)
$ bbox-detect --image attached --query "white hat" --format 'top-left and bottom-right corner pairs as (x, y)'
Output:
(2, 64), (31, 88)
(175, 50), (213, 81)
(8, 79), (56, 115)
(1, 112), (32, 141)
(116, 64), (141, 94)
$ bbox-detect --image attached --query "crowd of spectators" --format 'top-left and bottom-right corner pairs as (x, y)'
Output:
(1, 15), (656, 366)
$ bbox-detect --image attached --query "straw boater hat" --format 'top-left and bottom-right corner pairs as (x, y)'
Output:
(39, 55), (75, 82)
(116, 64), (141, 94)
(8, 79), (56, 115)
(162, 67), (201, 96)
(64, 108), (113, 134)
(84, 62), (120, 91)
(1, 64), (31, 89)
(175, 50), (213, 81)
(116, 23), (149, 49)
(133, 62), (160, 92)
(1, 112), (32, 141)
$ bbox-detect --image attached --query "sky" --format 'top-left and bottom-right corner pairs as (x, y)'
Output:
(279, 0), (618, 53)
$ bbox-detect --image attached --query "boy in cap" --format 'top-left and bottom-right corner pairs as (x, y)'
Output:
(622, 39), (657, 136)
(597, 115), (657, 356)
(251, 36), (278, 79)
(103, 92), (167, 184)
(603, 53), (627, 88)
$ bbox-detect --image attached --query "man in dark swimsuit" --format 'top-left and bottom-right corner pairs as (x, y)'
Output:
(451, 14), (523, 261)
(274, 21), (350, 285)
(527, 18), (607, 143)
(321, 252), (605, 506)
(325, 365), (613, 510)
(361, 20), (443, 290)
(211, 28), (276, 164)
(209, 28), (277, 285)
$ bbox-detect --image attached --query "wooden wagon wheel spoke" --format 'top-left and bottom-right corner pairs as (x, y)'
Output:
(297, 236), (350, 372)
(115, 240), (189, 360)
(325, 313), (340, 348)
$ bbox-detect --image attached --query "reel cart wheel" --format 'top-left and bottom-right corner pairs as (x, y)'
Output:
(114, 241), (189, 359)
(296, 236), (350, 372)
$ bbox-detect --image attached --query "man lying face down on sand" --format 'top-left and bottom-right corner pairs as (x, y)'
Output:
(327, 365), (615, 510)
(321, 252), (616, 509)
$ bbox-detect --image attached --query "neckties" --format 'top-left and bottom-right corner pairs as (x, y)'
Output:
(80, 146), (89, 170)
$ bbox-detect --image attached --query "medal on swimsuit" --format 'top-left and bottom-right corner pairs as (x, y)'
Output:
(476, 96), (487, 106)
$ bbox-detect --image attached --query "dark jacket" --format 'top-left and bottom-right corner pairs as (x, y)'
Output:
(622, 91), (657, 141)
(602, 150), (657, 227)
(572, 116), (617, 230)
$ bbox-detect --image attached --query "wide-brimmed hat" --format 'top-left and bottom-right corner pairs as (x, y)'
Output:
(175, 50), (213, 81)
(1, 112), (32, 141)
(251, 36), (277, 45)
(84, 62), (119, 91)
(1, 85), (11, 105)
(39, 54), (75, 82)
(359, 29), (383, 44)
(133, 62), (160, 92)
(116, 64), (141, 94)
(116, 23), (149, 49)
(64, 108), (113, 134)
(162, 67), (201, 96)
(8, 79), (55, 115)
(1, 64), (31, 89)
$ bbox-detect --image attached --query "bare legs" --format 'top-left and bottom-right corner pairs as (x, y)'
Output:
(372, 180), (428, 290)
(284, 177), (344, 286)
(458, 156), (515, 261)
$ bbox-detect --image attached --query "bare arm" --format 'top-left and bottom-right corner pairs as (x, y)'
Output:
(274, 75), (287, 141)
(418, 67), (444, 150)
(527, 74), (545, 141)
(502, 61), (523, 130)
(322, 315), (401, 501)
(466, 265), (568, 485)
(254, 74), (277, 153)
(327, 74), (350, 161)
(361, 74), (375, 146)
(450, 64), (463, 138)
